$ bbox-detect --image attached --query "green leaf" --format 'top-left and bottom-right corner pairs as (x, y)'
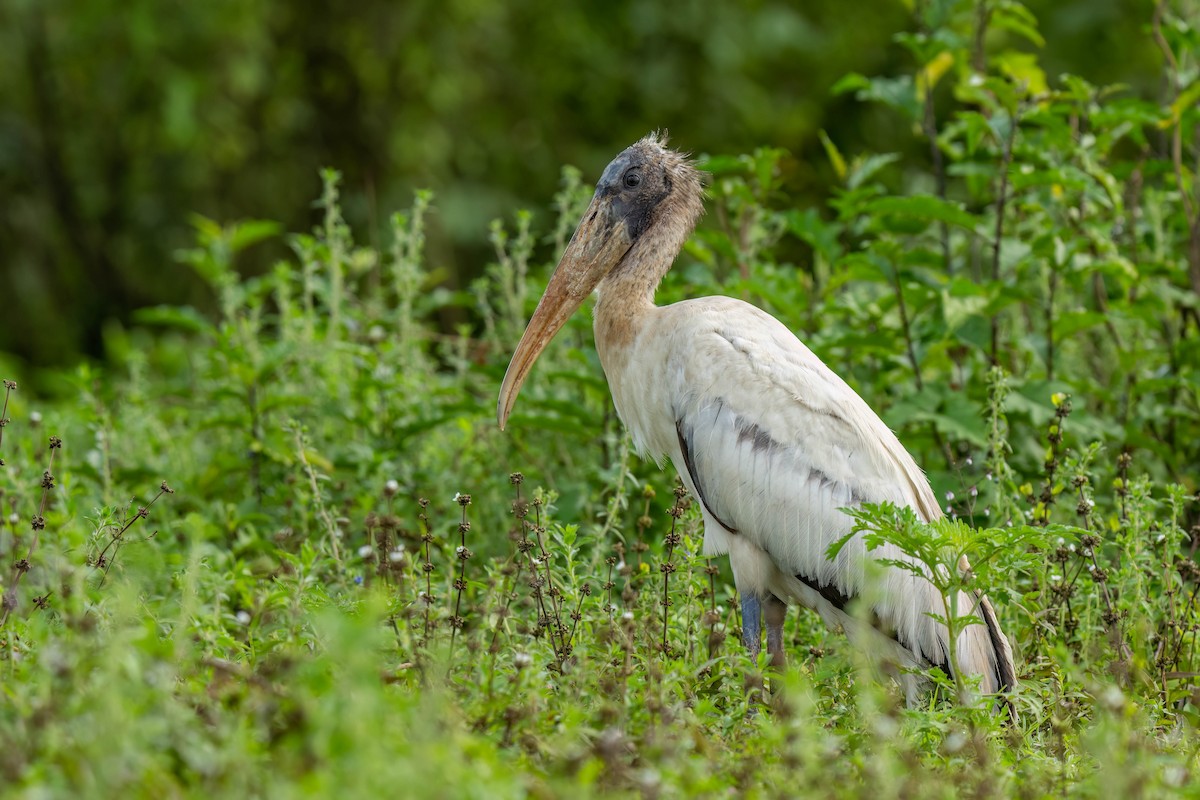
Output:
(862, 195), (979, 230)
(818, 130), (847, 182)
(1052, 311), (1107, 338)
(132, 305), (216, 336)
(1166, 81), (1200, 126)
(229, 220), (283, 253)
(847, 153), (901, 189)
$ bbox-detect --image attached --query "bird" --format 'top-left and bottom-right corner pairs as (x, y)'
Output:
(497, 132), (1015, 707)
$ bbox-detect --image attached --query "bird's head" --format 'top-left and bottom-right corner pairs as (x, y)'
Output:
(497, 133), (702, 430)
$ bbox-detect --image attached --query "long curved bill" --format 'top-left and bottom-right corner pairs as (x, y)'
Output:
(496, 191), (633, 430)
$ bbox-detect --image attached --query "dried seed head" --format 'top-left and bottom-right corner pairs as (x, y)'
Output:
(455, 493), (472, 507)
(48, 436), (62, 450)
(509, 472), (524, 486)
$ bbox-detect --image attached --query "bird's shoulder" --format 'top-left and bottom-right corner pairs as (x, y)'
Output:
(658, 296), (940, 518)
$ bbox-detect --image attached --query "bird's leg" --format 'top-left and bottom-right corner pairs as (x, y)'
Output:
(740, 594), (763, 659)
(740, 593), (765, 712)
(764, 595), (787, 670)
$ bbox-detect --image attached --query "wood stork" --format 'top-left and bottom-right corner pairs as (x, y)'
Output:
(497, 133), (1015, 706)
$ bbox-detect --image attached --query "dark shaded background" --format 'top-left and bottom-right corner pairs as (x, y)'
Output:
(0, 0), (1162, 364)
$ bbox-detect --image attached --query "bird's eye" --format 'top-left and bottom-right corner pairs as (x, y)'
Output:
(623, 170), (642, 189)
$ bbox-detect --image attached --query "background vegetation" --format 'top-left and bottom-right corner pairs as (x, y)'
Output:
(0, 0), (1171, 365)
(3, 0), (1200, 797)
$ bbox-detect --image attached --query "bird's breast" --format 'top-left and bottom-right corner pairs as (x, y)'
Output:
(593, 308), (680, 462)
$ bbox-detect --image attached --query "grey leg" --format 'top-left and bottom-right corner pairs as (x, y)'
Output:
(764, 595), (788, 670)
(740, 594), (762, 659)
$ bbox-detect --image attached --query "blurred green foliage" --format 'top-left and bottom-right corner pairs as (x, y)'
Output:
(3, 1), (1200, 794)
(0, 0), (1168, 365)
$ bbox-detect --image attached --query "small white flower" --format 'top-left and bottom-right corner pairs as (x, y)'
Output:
(389, 548), (406, 563)
(514, 652), (532, 669)
(622, 611), (634, 622)
(1163, 766), (1187, 788)
(1050, 574), (1062, 582)
(235, 611), (251, 625)
(945, 491), (955, 502)
(531, 557), (542, 567)
(358, 545), (374, 559)
(1068, 543), (1076, 553)
(1156, 534), (1166, 544)
(453, 492), (463, 503)
(6, 513), (17, 526)
(384, 479), (400, 496)
(29, 411), (42, 424)
(456, 546), (467, 556)
(969, 486), (978, 498)
(983, 508), (990, 516)
(965, 457), (973, 466)
(945, 505), (952, 514)
(1087, 498), (1095, 508)
(986, 472), (993, 481)
(1099, 685), (1125, 711)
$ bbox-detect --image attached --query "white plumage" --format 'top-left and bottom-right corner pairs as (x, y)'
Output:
(498, 133), (1015, 706)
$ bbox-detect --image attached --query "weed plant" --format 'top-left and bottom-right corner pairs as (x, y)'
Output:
(3, 2), (1200, 797)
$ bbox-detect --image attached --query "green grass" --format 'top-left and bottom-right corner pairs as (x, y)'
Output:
(4, 2), (1200, 796)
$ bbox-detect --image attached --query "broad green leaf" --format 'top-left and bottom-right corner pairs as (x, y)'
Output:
(917, 50), (955, 101)
(862, 195), (979, 230)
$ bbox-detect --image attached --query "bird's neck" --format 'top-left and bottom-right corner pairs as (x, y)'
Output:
(594, 201), (697, 350)
(593, 243), (673, 351)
